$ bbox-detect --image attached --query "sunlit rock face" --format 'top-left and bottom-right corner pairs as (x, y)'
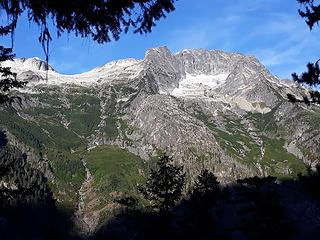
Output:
(143, 46), (186, 94)
(1, 57), (55, 72)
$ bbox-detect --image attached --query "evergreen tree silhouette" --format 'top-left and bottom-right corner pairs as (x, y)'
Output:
(177, 169), (220, 240)
(236, 176), (293, 240)
(291, 1), (320, 104)
(191, 168), (219, 202)
(0, 40), (26, 104)
(139, 155), (185, 213)
(298, 0), (320, 30)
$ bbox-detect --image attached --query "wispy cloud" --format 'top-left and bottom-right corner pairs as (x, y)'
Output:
(167, 13), (244, 52)
(165, 0), (320, 78)
(59, 45), (74, 53)
(246, 12), (320, 77)
(4, 0), (318, 78)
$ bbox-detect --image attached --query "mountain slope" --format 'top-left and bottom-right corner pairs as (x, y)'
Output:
(1, 46), (319, 232)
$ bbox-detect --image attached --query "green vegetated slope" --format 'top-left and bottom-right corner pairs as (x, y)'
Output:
(194, 106), (308, 178)
(86, 145), (146, 222)
(87, 145), (146, 201)
(260, 137), (307, 178)
(103, 90), (119, 141)
(0, 143), (53, 207)
(0, 85), (149, 222)
(0, 88), (102, 210)
(24, 89), (101, 138)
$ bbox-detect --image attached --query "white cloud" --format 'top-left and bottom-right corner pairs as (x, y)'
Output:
(59, 45), (74, 53)
(250, 13), (319, 68)
(166, 12), (245, 52)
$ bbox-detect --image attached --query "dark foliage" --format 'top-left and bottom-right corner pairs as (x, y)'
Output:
(175, 169), (221, 240)
(0, 131), (74, 240)
(190, 168), (219, 202)
(298, 0), (320, 30)
(116, 195), (139, 213)
(292, 60), (320, 87)
(139, 155), (185, 213)
(291, 1), (320, 105)
(0, 130), (8, 148)
(287, 91), (320, 105)
(236, 175), (277, 188)
(2, 146), (320, 239)
(0, 41), (27, 104)
(299, 164), (320, 205)
(95, 174), (308, 240)
(1, 0), (176, 45)
(235, 176), (292, 240)
(0, 0), (176, 63)
(291, 59), (320, 104)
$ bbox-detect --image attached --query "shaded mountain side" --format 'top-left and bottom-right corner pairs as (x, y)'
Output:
(0, 131), (74, 240)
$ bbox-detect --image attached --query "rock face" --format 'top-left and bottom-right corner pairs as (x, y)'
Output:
(2, 57), (54, 72)
(1, 46), (320, 232)
(176, 49), (242, 75)
(144, 46), (186, 94)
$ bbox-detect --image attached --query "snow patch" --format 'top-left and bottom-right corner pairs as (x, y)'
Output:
(2, 57), (144, 88)
(171, 73), (230, 98)
(1, 57), (54, 72)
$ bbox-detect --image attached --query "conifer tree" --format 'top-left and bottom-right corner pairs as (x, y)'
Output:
(0, 31), (26, 104)
(290, 1), (320, 104)
(191, 169), (219, 201)
(139, 155), (185, 213)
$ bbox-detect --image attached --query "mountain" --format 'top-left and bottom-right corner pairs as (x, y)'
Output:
(1, 46), (320, 233)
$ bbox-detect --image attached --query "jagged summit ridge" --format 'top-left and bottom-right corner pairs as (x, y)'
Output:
(3, 46), (266, 78)
(1, 57), (54, 72)
(176, 48), (245, 75)
(2, 46), (297, 103)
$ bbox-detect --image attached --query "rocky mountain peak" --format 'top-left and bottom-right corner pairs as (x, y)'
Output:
(175, 48), (245, 75)
(1, 57), (54, 72)
(1, 46), (300, 104)
(143, 46), (186, 94)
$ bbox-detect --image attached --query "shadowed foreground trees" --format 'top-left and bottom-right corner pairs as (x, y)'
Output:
(2, 151), (320, 239)
(298, 165), (320, 205)
(138, 155), (185, 213)
(0, 41), (26, 104)
(95, 156), (320, 240)
(0, 130), (73, 240)
(235, 177), (292, 240)
(298, 0), (320, 30)
(191, 168), (219, 201)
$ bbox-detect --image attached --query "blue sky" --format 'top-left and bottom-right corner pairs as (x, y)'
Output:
(1, 0), (319, 79)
